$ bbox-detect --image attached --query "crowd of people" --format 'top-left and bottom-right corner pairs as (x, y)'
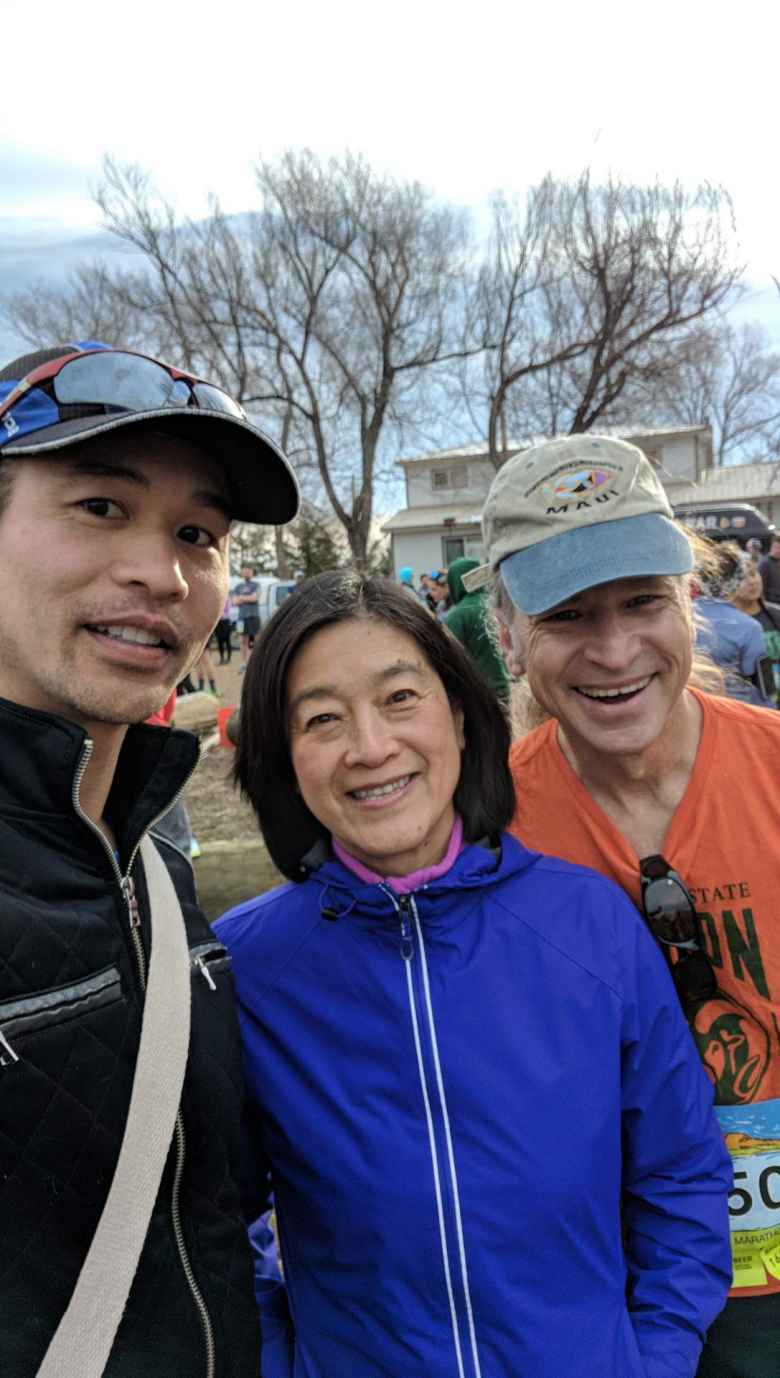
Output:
(1, 342), (778, 1378)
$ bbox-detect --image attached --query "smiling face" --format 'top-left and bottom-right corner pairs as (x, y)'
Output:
(287, 617), (465, 877)
(0, 431), (231, 735)
(516, 576), (694, 759)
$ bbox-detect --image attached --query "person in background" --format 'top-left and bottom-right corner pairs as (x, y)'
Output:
(446, 555), (510, 703)
(229, 586), (241, 642)
(233, 563), (261, 672)
(730, 557), (780, 707)
(745, 537), (763, 564)
(419, 570), (437, 612)
(694, 543), (769, 706)
(0, 338), (299, 1375)
(472, 433), (780, 1378)
(758, 532), (780, 602)
(216, 570), (731, 1378)
(215, 593), (234, 663)
(194, 644), (219, 695)
(397, 564), (426, 602)
(424, 568), (450, 620)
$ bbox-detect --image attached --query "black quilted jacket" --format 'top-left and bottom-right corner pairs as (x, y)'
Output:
(0, 698), (259, 1377)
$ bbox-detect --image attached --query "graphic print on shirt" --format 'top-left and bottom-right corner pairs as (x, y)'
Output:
(692, 992), (771, 1106)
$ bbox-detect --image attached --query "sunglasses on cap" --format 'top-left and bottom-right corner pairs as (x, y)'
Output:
(639, 855), (717, 1010)
(0, 347), (246, 433)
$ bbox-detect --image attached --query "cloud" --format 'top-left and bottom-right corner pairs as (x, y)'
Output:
(0, 223), (142, 364)
(0, 143), (97, 219)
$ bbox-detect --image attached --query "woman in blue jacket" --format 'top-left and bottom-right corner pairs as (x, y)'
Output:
(216, 572), (732, 1378)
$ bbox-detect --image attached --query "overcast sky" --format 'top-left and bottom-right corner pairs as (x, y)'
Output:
(1, 0), (777, 354)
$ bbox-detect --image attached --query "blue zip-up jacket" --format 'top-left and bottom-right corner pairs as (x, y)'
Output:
(215, 834), (732, 1378)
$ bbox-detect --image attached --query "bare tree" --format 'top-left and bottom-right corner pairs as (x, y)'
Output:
(52, 153), (477, 570)
(629, 319), (780, 464)
(473, 172), (743, 462)
(3, 159), (751, 533)
(2, 259), (148, 352)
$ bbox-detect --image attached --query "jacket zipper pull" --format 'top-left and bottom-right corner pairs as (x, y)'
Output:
(121, 874), (141, 929)
(398, 897), (414, 961)
(193, 956), (217, 991)
(0, 1028), (19, 1067)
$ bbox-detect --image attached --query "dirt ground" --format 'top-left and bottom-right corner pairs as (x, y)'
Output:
(184, 742), (254, 841)
(180, 647), (284, 920)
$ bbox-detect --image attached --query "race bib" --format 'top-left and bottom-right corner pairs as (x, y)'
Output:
(718, 1099), (780, 1289)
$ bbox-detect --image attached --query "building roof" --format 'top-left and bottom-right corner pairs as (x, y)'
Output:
(382, 502), (483, 534)
(396, 424), (710, 469)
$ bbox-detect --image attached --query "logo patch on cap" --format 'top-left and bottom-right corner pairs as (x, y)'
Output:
(541, 467), (611, 501)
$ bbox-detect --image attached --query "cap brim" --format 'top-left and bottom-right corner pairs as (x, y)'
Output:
(461, 563), (490, 593)
(499, 513), (693, 615)
(3, 408), (299, 525)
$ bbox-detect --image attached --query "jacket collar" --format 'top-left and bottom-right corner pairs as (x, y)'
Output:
(0, 696), (198, 856)
(306, 832), (537, 925)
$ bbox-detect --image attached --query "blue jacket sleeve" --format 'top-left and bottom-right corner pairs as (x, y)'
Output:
(250, 1211), (295, 1378)
(240, 1093), (295, 1377)
(619, 908), (732, 1378)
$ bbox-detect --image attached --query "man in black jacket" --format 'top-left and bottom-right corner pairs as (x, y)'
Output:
(0, 342), (298, 1376)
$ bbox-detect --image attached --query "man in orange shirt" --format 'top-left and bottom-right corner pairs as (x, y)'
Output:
(464, 434), (780, 1378)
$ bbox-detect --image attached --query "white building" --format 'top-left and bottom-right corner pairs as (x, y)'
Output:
(383, 426), (716, 577)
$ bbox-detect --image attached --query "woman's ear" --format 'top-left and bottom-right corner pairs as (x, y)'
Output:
(454, 705), (466, 751)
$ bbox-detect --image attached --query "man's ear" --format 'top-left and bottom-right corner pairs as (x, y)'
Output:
(497, 616), (512, 656)
(496, 612), (525, 679)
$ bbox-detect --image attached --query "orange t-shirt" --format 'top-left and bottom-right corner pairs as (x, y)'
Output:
(509, 688), (780, 1297)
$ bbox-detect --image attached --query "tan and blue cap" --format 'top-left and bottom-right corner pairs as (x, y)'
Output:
(462, 434), (693, 614)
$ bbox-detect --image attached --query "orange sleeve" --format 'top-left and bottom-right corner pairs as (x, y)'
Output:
(146, 689), (177, 728)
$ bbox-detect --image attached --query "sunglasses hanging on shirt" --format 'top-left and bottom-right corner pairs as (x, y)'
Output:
(639, 855), (718, 1012)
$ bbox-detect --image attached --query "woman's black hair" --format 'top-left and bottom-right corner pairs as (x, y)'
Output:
(234, 570), (516, 880)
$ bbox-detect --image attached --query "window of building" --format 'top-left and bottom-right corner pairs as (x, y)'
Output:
(443, 536), (465, 565)
(431, 466), (468, 491)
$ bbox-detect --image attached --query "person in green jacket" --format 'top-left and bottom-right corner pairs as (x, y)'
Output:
(446, 556), (511, 703)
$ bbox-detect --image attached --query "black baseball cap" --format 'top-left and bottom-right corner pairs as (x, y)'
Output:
(0, 342), (299, 525)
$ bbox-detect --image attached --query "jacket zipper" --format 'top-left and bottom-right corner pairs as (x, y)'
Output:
(388, 890), (483, 1378)
(72, 737), (215, 1378)
(190, 939), (232, 991)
